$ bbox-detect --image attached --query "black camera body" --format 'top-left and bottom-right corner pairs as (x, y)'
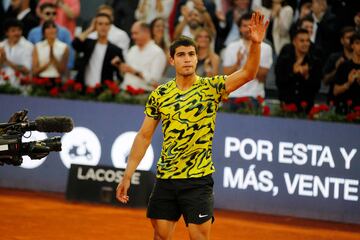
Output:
(0, 110), (73, 166)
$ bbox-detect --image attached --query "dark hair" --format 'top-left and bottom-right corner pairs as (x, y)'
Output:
(42, 20), (57, 37)
(236, 12), (253, 27)
(39, 2), (56, 12)
(298, 15), (314, 28)
(340, 26), (355, 38)
(350, 32), (360, 45)
(293, 28), (309, 38)
(169, 36), (198, 58)
(150, 18), (166, 51)
(4, 18), (23, 32)
(95, 13), (112, 23)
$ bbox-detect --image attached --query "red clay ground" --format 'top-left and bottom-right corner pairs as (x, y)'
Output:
(0, 188), (359, 240)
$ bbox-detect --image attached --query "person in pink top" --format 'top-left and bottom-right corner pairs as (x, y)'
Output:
(36, 0), (80, 38)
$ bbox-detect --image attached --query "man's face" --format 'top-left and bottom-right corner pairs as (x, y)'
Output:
(170, 46), (198, 77)
(6, 26), (22, 43)
(96, 16), (111, 38)
(293, 33), (311, 54)
(10, 0), (22, 10)
(341, 32), (354, 51)
(188, 10), (201, 29)
(352, 40), (360, 57)
(41, 7), (57, 21)
(239, 19), (251, 40)
(131, 23), (148, 46)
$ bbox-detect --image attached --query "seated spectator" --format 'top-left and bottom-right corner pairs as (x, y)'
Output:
(6, 0), (39, 38)
(222, 12), (273, 111)
(120, 21), (167, 92)
(72, 13), (124, 87)
(323, 27), (355, 102)
(333, 33), (360, 114)
(0, 19), (33, 86)
(135, 0), (174, 24)
(217, 0), (251, 49)
(275, 29), (322, 112)
(174, 1), (216, 40)
(195, 27), (220, 77)
(88, 5), (130, 55)
(308, 0), (339, 61)
(36, 0), (80, 38)
(28, 2), (74, 69)
(32, 20), (69, 81)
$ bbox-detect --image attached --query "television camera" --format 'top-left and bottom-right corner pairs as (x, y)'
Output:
(0, 110), (74, 166)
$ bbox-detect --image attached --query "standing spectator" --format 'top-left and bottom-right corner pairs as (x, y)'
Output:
(174, 1), (216, 40)
(0, 19), (33, 86)
(309, 0), (339, 61)
(150, 17), (170, 55)
(222, 12), (273, 111)
(106, 0), (139, 35)
(28, 2), (74, 69)
(32, 20), (69, 80)
(290, 15), (314, 41)
(323, 27), (355, 102)
(6, 0), (39, 38)
(72, 13), (123, 87)
(88, 5), (130, 55)
(135, 0), (174, 24)
(217, 0), (251, 48)
(120, 21), (167, 92)
(36, 0), (80, 38)
(275, 29), (322, 112)
(195, 27), (220, 77)
(355, 12), (360, 34)
(333, 33), (360, 114)
(269, 0), (293, 55)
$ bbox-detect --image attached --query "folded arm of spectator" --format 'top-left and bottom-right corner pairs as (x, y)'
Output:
(0, 48), (31, 74)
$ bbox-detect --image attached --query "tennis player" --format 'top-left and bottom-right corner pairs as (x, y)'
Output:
(117, 11), (268, 240)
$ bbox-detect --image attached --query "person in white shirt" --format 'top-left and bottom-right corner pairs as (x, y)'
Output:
(223, 12), (273, 110)
(32, 20), (69, 79)
(0, 19), (33, 87)
(119, 21), (167, 92)
(88, 4), (130, 55)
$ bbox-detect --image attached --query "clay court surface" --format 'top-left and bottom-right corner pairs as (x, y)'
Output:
(0, 188), (359, 240)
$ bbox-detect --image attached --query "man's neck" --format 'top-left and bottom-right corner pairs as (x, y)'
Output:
(8, 38), (20, 47)
(353, 54), (360, 64)
(295, 49), (306, 59)
(175, 74), (197, 91)
(97, 36), (108, 44)
(344, 48), (353, 60)
(138, 39), (150, 50)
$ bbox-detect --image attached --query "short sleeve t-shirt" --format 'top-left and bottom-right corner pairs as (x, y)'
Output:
(145, 75), (228, 179)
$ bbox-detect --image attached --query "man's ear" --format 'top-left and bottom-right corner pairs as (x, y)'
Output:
(169, 56), (175, 66)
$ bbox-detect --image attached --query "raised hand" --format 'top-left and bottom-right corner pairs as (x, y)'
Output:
(248, 12), (269, 44)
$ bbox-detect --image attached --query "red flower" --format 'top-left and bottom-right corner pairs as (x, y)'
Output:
(74, 83), (83, 92)
(127, 85), (144, 95)
(49, 87), (59, 97)
(262, 106), (270, 116)
(256, 96), (264, 104)
(86, 86), (95, 94)
(95, 83), (102, 89)
(354, 106), (360, 112)
(283, 103), (297, 112)
(20, 76), (31, 85)
(15, 71), (21, 78)
(318, 104), (330, 112)
(55, 78), (62, 84)
(3, 75), (9, 81)
(65, 79), (75, 86)
(300, 101), (308, 109)
(347, 100), (353, 106)
(234, 97), (250, 104)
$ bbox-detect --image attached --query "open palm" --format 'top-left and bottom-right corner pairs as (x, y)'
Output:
(248, 12), (269, 43)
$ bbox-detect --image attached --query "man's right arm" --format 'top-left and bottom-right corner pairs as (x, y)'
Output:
(116, 116), (160, 203)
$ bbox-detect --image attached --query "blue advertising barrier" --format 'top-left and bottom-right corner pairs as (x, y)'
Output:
(0, 94), (359, 224)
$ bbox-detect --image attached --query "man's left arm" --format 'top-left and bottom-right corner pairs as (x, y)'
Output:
(225, 12), (268, 94)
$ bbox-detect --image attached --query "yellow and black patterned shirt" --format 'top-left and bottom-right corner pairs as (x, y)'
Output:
(145, 75), (228, 179)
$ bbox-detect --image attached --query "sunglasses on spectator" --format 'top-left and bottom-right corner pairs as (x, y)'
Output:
(44, 11), (57, 16)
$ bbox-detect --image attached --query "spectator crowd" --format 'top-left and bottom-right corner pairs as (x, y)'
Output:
(0, 0), (359, 116)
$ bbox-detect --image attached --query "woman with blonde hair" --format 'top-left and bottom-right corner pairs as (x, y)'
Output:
(194, 27), (220, 77)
